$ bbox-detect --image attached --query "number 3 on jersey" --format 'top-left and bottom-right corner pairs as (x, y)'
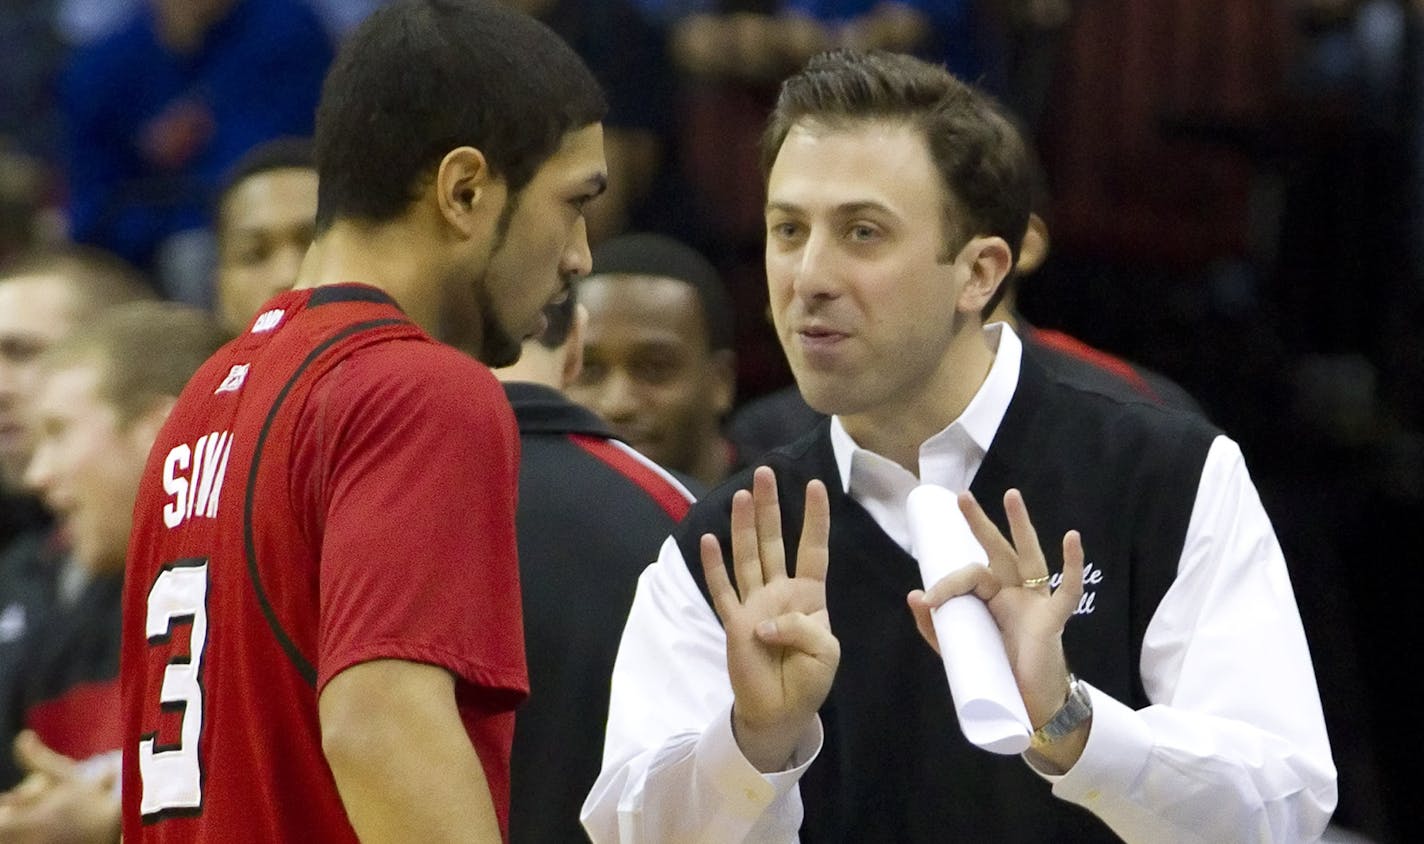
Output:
(139, 558), (209, 818)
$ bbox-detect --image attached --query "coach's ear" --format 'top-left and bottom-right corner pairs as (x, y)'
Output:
(955, 235), (1012, 316)
(434, 145), (506, 240)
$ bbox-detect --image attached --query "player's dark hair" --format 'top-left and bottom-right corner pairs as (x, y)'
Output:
(313, 0), (607, 231)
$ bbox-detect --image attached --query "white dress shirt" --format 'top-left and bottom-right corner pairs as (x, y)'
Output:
(582, 324), (1337, 843)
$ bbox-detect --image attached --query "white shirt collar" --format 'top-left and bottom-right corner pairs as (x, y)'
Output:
(827, 323), (1022, 549)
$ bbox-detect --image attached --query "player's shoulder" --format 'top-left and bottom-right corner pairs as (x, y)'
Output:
(316, 338), (510, 432)
(339, 338), (499, 394)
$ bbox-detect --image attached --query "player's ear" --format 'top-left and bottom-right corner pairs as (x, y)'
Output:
(435, 146), (502, 238)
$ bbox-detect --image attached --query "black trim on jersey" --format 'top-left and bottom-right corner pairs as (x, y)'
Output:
(151, 699), (191, 753)
(307, 284), (402, 309)
(140, 801), (204, 825)
(243, 317), (407, 688)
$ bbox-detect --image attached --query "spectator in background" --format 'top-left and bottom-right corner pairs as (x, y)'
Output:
(60, 0), (332, 305)
(57, 0), (381, 45)
(668, 2), (967, 241)
(0, 0), (67, 164)
(978, 0), (1074, 134)
(212, 137), (317, 334)
(668, 1), (986, 82)
(569, 233), (737, 491)
(0, 248), (154, 796)
(306, 0), (386, 38)
(55, 0), (144, 47)
(494, 287), (695, 843)
(0, 302), (228, 844)
(0, 248), (154, 507)
(0, 140), (60, 264)
(0, 0), (66, 263)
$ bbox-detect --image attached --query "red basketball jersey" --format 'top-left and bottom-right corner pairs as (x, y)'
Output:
(120, 284), (526, 841)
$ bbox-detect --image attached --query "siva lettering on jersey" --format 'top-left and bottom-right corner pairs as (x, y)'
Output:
(163, 431), (233, 529)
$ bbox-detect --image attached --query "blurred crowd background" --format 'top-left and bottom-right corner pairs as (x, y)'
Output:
(0, 1), (1420, 841)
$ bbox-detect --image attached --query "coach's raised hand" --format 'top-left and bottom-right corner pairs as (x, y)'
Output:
(699, 466), (838, 772)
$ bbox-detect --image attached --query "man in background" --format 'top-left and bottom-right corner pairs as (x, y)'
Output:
(212, 137), (317, 334)
(569, 232), (737, 490)
(0, 302), (227, 843)
(61, 0), (331, 301)
(0, 247), (152, 791)
(495, 286), (694, 843)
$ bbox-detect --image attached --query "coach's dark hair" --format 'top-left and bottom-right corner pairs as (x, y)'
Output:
(588, 233), (734, 352)
(313, 0), (607, 231)
(215, 137), (315, 224)
(760, 49), (1032, 264)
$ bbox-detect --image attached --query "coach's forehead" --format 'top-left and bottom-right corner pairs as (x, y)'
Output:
(768, 121), (943, 222)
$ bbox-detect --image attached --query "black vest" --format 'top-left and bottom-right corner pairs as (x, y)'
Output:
(675, 356), (1219, 842)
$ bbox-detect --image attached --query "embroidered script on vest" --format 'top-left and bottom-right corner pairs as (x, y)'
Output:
(1049, 561), (1104, 615)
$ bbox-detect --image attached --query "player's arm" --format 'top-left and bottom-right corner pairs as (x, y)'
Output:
(320, 659), (500, 843)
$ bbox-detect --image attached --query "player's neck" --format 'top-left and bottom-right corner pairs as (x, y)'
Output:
(295, 222), (445, 335)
